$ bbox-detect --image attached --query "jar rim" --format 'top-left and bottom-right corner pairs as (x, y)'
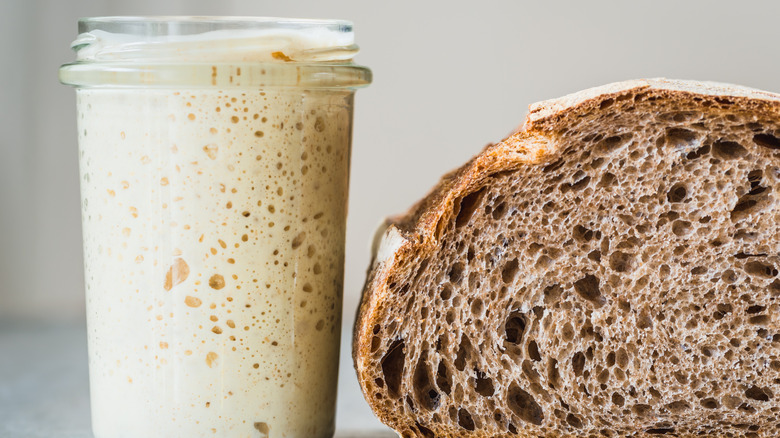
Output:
(77, 16), (355, 35)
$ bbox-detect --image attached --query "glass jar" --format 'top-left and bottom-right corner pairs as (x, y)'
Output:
(59, 16), (371, 438)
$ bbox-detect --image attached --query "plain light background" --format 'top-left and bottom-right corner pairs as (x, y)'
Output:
(2, 0), (780, 430)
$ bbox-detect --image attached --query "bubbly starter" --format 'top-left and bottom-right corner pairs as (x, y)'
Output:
(79, 81), (353, 437)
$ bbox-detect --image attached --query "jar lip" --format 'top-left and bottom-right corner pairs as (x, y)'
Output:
(77, 16), (355, 35)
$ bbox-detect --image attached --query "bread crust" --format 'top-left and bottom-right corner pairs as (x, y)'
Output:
(353, 79), (780, 437)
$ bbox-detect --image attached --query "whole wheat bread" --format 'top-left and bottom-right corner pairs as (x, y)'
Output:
(354, 79), (780, 437)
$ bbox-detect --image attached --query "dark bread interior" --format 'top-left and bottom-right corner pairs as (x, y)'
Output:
(354, 80), (780, 438)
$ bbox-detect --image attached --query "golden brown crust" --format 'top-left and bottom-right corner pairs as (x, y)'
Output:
(526, 78), (780, 133)
(352, 78), (780, 436)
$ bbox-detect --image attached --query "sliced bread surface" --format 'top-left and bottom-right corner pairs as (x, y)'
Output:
(354, 79), (780, 438)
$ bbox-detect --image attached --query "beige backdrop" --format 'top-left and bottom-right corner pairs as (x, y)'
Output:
(2, 0), (780, 429)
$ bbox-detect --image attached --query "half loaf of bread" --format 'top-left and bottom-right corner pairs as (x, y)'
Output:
(354, 79), (780, 437)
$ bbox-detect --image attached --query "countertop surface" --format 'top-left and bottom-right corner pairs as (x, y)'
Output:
(0, 323), (394, 438)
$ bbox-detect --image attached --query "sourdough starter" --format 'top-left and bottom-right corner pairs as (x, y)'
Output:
(66, 19), (367, 438)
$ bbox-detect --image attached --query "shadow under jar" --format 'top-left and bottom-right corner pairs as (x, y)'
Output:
(59, 16), (371, 438)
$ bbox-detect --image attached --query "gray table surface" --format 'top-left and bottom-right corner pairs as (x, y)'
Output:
(0, 322), (394, 438)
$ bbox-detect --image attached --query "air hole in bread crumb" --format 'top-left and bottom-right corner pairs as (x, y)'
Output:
(606, 352), (616, 367)
(439, 284), (452, 300)
(731, 187), (771, 220)
(492, 202), (507, 220)
(597, 368), (610, 384)
(454, 336), (472, 371)
(448, 262), (464, 284)
(457, 408), (475, 431)
(381, 340), (405, 398)
(415, 422), (435, 438)
(572, 352), (586, 377)
(691, 266), (707, 275)
(386, 320), (397, 334)
(535, 255), (551, 269)
(770, 280), (780, 296)
(733, 230), (759, 242)
(700, 398), (719, 409)
(597, 172), (618, 188)
(754, 133), (780, 150)
(561, 322), (575, 342)
(413, 258), (430, 284)
(637, 309), (653, 330)
(646, 427), (676, 435)
(436, 361), (452, 395)
(686, 143), (710, 159)
(543, 284), (562, 305)
(748, 169), (764, 188)
(611, 392), (625, 407)
(573, 225), (594, 242)
(566, 413), (583, 429)
(713, 140), (748, 159)
(721, 269), (738, 283)
(739, 403), (757, 413)
(412, 352), (440, 411)
(664, 127), (698, 147)
(474, 371), (494, 396)
(501, 259), (519, 283)
(632, 404), (652, 416)
(616, 348), (629, 369)
(573, 274), (605, 307)
(671, 220), (692, 237)
(542, 159), (564, 173)
(528, 340), (542, 361)
(507, 383), (543, 425)
(713, 303), (732, 320)
(445, 309), (455, 325)
(465, 271), (479, 291)
(666, 400), (690, 412)
(561, 171), (590, 192)
(667, 183), (688, 203)
(609, 251), (636, 273)
(749, 315), (770, 325)
(700, 346), (717, 358)
(595, 134), (632, 156)
(744, 261), (778, 278)
(455, 188), (486, 228)
(588, 157), (606, 170)
(547, 359), (561, 389)
(405, 395), (415, 412)
(470, 299), (483, 317)
(504, 312), (527, 345)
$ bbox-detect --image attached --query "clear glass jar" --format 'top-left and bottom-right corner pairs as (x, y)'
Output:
(59, 16), (371, 438)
